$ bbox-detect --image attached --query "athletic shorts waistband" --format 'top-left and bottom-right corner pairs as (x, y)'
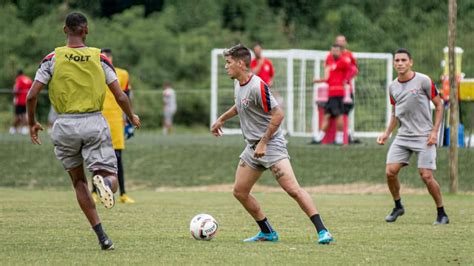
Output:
(57, 111), (102, 118)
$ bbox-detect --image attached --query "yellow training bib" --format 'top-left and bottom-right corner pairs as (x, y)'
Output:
(102, 67), (130, 149)
(49, 46), (106, 114)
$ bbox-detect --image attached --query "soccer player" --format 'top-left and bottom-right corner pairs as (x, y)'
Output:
(10, 69), (32, 135)
(91, 48), (135, 204)
(26, 12), (141, 250)
(250, 43), (274, 87)
(377, 48), (449, 225)
(312, 44), (351, 145)
(211, 44), (334, 244)
(162, 82), (177, 135)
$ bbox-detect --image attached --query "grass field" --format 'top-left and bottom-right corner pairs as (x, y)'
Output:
(1, 188), (473, 265)
(0, 131), (473, 190)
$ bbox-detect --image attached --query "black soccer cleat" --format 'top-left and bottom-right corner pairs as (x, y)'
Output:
(99, 237), (115, 251)
(385, 207), (405, 222)
(433, 215), (449, 225)
(309, 140), (321, 145)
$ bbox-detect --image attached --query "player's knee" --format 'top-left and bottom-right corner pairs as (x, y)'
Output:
(386, 169), (398, 179)
(285, 187), (301, 199)
(419, 171), (433, 183)
(233, 187), (249, 200)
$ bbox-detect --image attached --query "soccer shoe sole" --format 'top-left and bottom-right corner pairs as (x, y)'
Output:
(93, 175), (115, 209)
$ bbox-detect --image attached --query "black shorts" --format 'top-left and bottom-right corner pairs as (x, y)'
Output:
(324, 97), (344, 117)
(15, 105), (26, 115)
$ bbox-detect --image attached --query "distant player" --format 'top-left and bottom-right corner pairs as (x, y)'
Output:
(211, 44), (334, 244)
(91, 48), (136, 204)
(26, 12), (141, 250)
(312, 44), (351, 145)
(377, 48), (448, 224)
(10, 69), (32, 135)
(162, 82), (177, 135)
(250, 43), (274, 87)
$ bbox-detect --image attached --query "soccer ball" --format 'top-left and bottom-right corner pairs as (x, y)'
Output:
(189, 214), (218, 241)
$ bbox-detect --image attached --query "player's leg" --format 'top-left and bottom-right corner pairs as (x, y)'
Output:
(418, 169), (449, 224)
(417, 145), (449, 224)
(234, 160), (278, 242)
(271, 159), (333, 244)
(68, 165), (114, 250)
(84, 114), (119, 209)
(385, 141), (411, 222)
(384, 163), (405, 222)
(116, 150), (135, 203)
(334, 97), (345, 144)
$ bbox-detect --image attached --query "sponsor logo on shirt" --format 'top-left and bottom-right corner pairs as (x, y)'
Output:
(65, 54), (91, 62)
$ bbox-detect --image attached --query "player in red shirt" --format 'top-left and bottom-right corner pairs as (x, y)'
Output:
(10, 70), (32, 135)
(250, 43), (275, 87)
(313, 44), (351, 144)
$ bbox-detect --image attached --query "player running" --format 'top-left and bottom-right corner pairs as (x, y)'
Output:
(211, 44), (334, 244)
(26, 12), (141, 250)
(377, 48), (449, 225)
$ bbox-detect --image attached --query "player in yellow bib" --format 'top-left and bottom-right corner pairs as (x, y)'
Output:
(26, 12), (141, 250)
(91, 48), (135, 204)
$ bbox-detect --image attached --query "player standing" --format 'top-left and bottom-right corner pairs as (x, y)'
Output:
(162, 82), (177, 135)
(10, 70), (32, 135)
(26, 12), (141, 250)
(211, 44), (334, 244)
(91, 48), (136, 204)
(312, 44), (351, 145)
(377, 48), (449, 224)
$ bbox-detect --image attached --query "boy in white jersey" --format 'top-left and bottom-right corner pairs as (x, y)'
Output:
(211, 44), (334, 244)
(377, 48), (448, 224)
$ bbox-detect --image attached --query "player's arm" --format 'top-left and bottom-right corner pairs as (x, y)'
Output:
(107, 80), (140, 129)
(26, 81), (46, 144)
(428, 95), (443, 145)
(254, 106), (284, 158)
(377, 105), (397, 145)
(211, 105), (238, 137)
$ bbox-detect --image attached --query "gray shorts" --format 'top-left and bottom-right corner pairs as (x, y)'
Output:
(163, 109), (176, 124)
(386, 138), (437, 170)
(240, 140), (290, 171)
(50, 112), (117, 173)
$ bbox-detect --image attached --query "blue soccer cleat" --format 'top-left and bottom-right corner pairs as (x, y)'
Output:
(243, 231), (279, 242)
(317, 230), (334, 245)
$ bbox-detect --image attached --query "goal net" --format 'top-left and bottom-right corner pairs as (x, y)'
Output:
(210, 49), (393, 138)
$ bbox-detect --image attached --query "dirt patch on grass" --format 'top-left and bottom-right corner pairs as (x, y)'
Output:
(154, 183), (456, 194)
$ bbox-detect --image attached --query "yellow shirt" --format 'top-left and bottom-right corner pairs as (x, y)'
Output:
(102, 67), (130, 150)
(49, 47), (105, 114)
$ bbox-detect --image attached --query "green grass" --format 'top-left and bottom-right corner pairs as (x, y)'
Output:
(0, 188), (473, 265)
(0, 132), (473, 191)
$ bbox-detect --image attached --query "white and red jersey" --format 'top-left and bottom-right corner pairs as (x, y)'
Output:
(234, 74), (283, 145)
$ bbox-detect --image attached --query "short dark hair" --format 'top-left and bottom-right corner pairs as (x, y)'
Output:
(65, 12), (88, 34)
(394, 48), (412, 59)
(332, 44), (342, 49)
(223, 44), (251, 67)
(101, 48), (112, 57)
(17, 69), (23, 76)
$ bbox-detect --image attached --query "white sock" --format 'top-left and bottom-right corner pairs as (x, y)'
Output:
(9, 127), (16, 134)
(317, 131), (326, 141)
(335, 131), (343, 144)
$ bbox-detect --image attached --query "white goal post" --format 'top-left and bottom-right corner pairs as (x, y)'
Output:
(210, 48), (393, 138)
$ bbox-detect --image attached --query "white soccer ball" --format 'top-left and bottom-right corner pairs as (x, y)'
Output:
(190, 214), (218, 241)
